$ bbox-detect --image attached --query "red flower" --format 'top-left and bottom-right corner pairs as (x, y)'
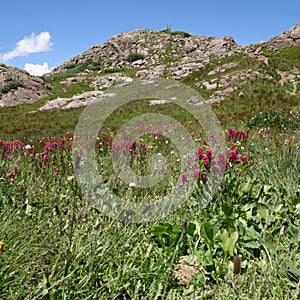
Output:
(181, 173), (188, 183)
(202, 156), (210, 170)
(194, 169), (201, 180)
(241, 155), (248, 163)
(6, 166), (18, 182)
(206, 149), (213, 161)
(229, 148), (239, 163)
(195, 147), (203, 160)
(140, 144), (147, 153)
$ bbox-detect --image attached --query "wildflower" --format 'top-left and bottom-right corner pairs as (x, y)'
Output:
(206, 149), (213, 161)
(55, 167), (59, 173)
(241, 155), (248, 163)
(24, 144), (32, 150)
(202, 156), (210, 170)
(218, 152), (228, 170)
(6, 166), (18, 182)
(68, 175), (75, 182)
(129, 182), (136, 188)
(140, 144), (147, 153)
(195, 147), (203, 160)
(229, 148), (239, 163)
(0, 241), (7, 252)
(194, 169), (201, 180)
(108, 137), (113, 149)
(181, 173), (188, 184)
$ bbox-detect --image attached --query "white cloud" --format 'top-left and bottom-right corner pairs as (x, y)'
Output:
(24, 62), (53, 76)
(1, 32), (52, 61)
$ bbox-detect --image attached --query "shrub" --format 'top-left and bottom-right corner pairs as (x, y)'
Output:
(126, 53), (145, 62)
(1, 81), (23, 94)
(169, 31), (191, 38)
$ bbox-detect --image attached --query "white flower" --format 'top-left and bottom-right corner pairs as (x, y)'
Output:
(68, 176), (75, 182)
(129, 182), (136, 187)
(24, 144), (32, 150)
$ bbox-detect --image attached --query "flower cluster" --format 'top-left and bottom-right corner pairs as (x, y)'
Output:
(181, 144), (249, 186)
(6, 166), (18, 182)
(227, 128), (250, 141)
(0, 140), (24, 158)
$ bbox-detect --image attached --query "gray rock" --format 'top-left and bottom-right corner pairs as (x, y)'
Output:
(202, 81), (218, 90)
(0, 63), (49, 107)
(266, 24), (300, 51)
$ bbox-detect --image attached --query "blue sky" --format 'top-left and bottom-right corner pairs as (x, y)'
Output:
(0, 0), (299, 75)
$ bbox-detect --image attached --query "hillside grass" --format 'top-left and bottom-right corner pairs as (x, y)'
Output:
(0, 42), (300, 299)
(0, 124), (299, 299)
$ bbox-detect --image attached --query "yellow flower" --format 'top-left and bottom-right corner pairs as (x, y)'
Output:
(0, 241), (7, 252)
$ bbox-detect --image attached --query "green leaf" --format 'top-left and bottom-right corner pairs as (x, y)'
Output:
(185, 222), (196, 236)
(200, 223), (214, 246)
(152, 223), (173, 236)
(220, 230), (239, 256)
(287, 225), (300, 244)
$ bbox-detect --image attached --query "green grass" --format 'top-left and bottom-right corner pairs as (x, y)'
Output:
(0, 126), (299, 299)
(1, 37), (300, 299)
(265, 45), (300, 71)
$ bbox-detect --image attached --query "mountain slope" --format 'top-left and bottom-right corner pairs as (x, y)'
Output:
(0, 63), (50, 107)
(1, 25), (300, 109)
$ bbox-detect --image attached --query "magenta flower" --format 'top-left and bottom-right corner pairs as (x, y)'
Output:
(202, 156), (210, 170)
(206, 149), (213, 161)
(6, 166), (18, 182)
(194, 169), (201, 180)
(241, 155), (248, 163)
(55, 167), (59, 173)
(181, 173), (188, 184)
(218, 152), (228, 169)
(229, 148), (239, 163)
(195, 147), (203, 160)
(140, 144), (147, 153)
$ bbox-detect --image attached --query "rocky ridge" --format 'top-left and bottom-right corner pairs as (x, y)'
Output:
(266, 23), (300, 51)
(0, 64), (49, 107)
(51, 29), (238, 75)
(1, 25), (300, 110)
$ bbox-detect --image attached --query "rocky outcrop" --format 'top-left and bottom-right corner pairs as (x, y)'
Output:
(38, 90), (116, 111)
(51, 29), (239, 74)
(0, 63), (49, 107)
(266, 24), (300, 51)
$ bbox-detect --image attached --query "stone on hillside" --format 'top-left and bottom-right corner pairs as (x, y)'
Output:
(0, 63), (49, 107)
(266, 24), (300, 51)
(149, 99), (172, 105)
(202, 81), (218, 90)
(39, 90), (114, 111)
(208, 36), (238, 53)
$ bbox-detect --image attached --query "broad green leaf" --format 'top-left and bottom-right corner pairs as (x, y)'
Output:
(200, 223), (214, 246)
(287, 225), (300, 244)
(152, 223), (173, 235)
(185, 222), (196, 236)
(220, 230), (239, 256)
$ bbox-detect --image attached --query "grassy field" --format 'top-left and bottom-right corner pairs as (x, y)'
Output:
(0, 45), (300, 299)
(0, 104), (300, 299)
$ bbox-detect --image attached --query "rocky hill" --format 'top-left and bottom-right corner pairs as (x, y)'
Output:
(1, 24), (300, 110)
(266, 23), (300, 51)
(0, 64), (50, 107)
